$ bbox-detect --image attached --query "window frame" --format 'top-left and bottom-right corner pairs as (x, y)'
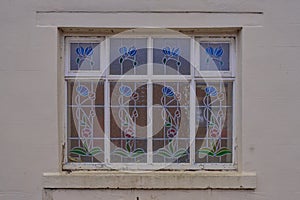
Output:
(62, 31), (238, 171)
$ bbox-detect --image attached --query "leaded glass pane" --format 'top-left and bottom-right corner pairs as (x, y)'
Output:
(200, 42), (230, 71)
(153, 38), (190, 75)
(110, 38), (147, 75)
(67, 80), (105, 163)
(195, 82), (233, 163)
(152, 82), (190, 163)
(110, 82), (147, 163)
(70, 43), (100, 71)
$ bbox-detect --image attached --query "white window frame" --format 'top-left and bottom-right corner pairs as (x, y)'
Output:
(62, 32), (237, 171)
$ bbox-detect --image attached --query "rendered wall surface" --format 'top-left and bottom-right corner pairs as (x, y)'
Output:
(0, 0), (300, 199)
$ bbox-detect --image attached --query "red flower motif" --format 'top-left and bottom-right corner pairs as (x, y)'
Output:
(131, 92), (139, 101)
(167, 128), (177, 138)
(132, 110), (138, 118)
(82, 128), (92, 138)
(124, 128), (135, 138)
(174, 110), (180, 118)
(209, 128), (219, 138)
(175, 92), (181, 101)
(88, 92), (96, 100)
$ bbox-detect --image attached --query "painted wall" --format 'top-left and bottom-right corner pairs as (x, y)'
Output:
(0, 0), (299, 199)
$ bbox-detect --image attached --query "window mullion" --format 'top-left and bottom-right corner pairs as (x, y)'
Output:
(147, 36), (153, 164)
(104, 80), (110, 164)
(189, 80), (196, 165)
(147, 81), (153, 164)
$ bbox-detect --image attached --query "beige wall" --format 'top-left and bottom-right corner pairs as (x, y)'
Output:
(1, 0), (300, 199)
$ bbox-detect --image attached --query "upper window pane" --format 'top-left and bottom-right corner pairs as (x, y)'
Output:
(70, 43), (100, 71)
(153, 38), (190, 75)
(200, 42), (230, 71)
(110, 38), (147, 75)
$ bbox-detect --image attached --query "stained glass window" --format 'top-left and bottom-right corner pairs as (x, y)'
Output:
(153, 38), (190, 75)
(200, 42), (230, 71)
(195, 82), (233, 163)
(110, 38), (147, 75)
(65, 34), (236, 170)
(110, 82), (148, 163)
(152, 82), (190, 163)
(67, 80), (105, 163)
(70, 43), (100, 71)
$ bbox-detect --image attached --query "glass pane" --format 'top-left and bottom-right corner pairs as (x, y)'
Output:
(152, 82), (190, 163)
(195, 82), (233, 163)
(153, 38), (190, 75)
(110, 82), (147, 163)
(110, 38), (147, 75)
(67, 80), (105, 163)
(200, 42), (230, 71)
(70, 43), (100, 71)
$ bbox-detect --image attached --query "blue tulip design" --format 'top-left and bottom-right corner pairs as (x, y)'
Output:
(76, 46), (85, 56)
(76, 46), (94, 57)
(214, 47), (223, 58)
(128, 47), (137, 56)
(205, 86), (217, 97)
(76, 85), (89, 97)
(119, 85), (132, 97)
(205, 47), (214, 56)
(162, 86), (175, 97)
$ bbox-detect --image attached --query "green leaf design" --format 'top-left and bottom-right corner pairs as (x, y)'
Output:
(113, 148), (129, 157)
(212, 143), (217, 152)
(80, 121), (86, 126)
(126, 141), (131, 152)
(198, 148), (214, 157)
(89, 147), (102, 156)
(76, 57), (80, 64)
(131, 148), (145, 158)
(119, 57), (124, 64)
(168, 142), (174, 154)
(157, 148), (172, 158)
(83, 141), (89, 152)
(174, 149), (187, 158)
(165, 122), (171, 127)
(163, 57), (167, 64)
(70, 147), (87, 156)
(216, 148), (232, 157)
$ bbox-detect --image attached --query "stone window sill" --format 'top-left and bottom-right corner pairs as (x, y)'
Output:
(43, 171), (256, 190)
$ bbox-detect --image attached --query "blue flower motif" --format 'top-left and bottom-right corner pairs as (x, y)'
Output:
(162, 47), (180, 57)
(76, 46), (94, 57)
(85, 46), (93, 56)
(214, 47), (223, 58)
(76, 85), (89, 97)
(163, 47), (171, 56)
(205, 86), (217, 97)
(162, 86), (175, 97)
(205, 46), (223, 58)
(119, 46), (137, 56)
(119, 47), (128, 56)
(119, 85), (132, 97)
(205, 47), (214, 56)
(128, 47), (137, 56)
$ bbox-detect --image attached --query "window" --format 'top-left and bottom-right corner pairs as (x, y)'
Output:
(63, 30), (236, 170)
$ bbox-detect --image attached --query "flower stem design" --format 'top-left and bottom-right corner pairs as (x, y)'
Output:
(198, 86), (232, 158)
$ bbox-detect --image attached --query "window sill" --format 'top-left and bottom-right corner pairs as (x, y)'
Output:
(43, 171), (256, 190)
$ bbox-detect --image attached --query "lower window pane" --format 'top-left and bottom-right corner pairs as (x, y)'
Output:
(110, 82), (148, 163)
(195, 81), (233, 163)
(152, 82), (190, 163)
(67, 80), (105, 163)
